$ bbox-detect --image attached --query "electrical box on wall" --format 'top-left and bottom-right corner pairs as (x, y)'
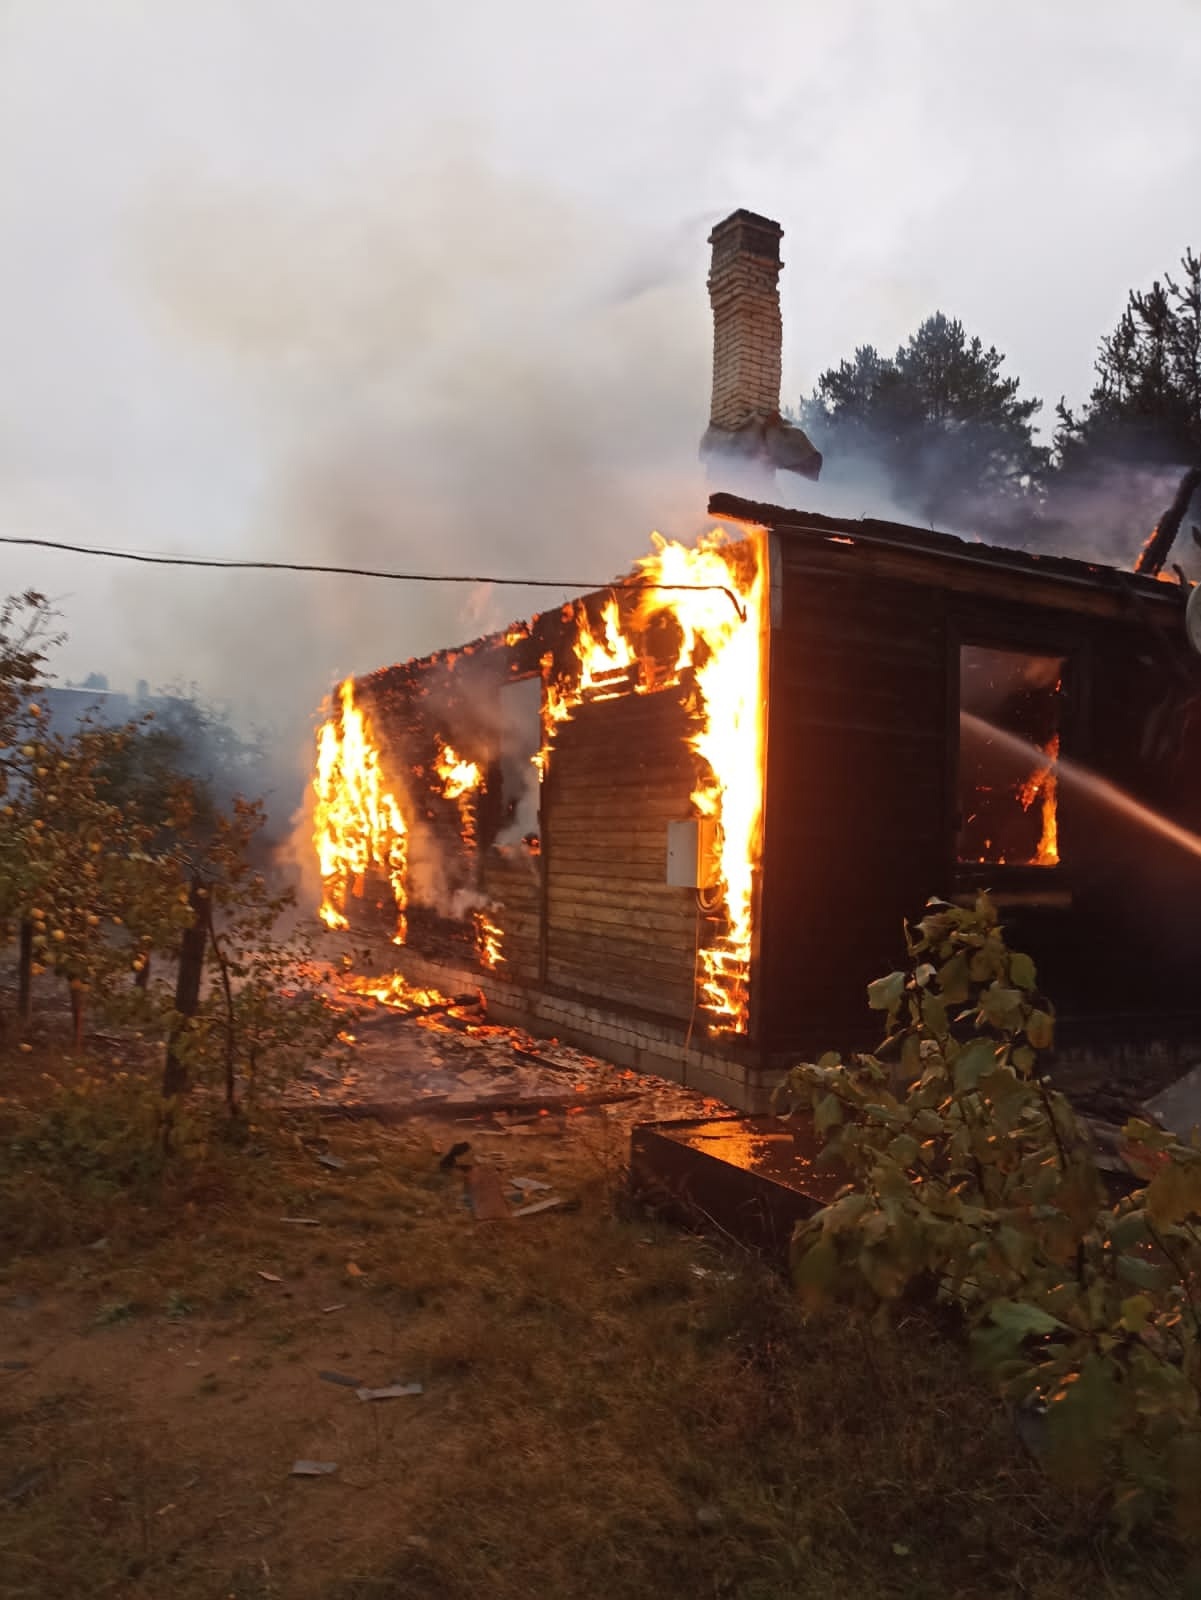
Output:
(666, 817), (719, 890)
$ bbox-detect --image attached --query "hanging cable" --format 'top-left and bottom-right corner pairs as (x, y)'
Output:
(0, 535), (747, 619)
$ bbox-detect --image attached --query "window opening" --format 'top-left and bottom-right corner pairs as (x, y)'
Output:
(958, 646), (1064, 867)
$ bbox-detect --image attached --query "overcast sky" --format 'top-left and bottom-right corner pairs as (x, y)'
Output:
(1, 0), (1199, 781)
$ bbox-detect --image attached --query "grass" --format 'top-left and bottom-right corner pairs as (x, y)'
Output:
(0, 1037), (1186, 1599)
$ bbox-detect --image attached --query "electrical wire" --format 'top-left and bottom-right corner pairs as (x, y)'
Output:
(0, 534), (747, 618)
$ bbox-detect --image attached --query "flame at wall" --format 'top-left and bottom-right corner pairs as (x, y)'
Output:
(436, 739), (484, 853)
(538, 529), (765, 1033)
(473, 908), (504, 969)
(1018, 734), (1060, 867)
(435, 742), (483, 801)
(313, 678), (409, 941)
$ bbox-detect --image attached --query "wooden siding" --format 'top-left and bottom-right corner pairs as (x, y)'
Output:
(542, 688), (699, 1021)
(758, 536), (1201, 1055)
(482, 848), (542, 985)
(757, 561), (949, 1053)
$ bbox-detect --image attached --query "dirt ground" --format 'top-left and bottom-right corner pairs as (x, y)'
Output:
(0, 986), (1184, 1600)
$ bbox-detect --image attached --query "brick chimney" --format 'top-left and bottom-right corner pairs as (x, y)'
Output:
(701, 209), (821, 482)
(708, 210), (784, 429)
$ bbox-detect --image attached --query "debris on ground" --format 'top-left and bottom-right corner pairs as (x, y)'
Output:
(290, 1461), (338, 1477)
(288, 946), (741, 1139)
(466, 1164), (511, 1220)
(317, 1370), (363, 1388)
(257, 1271), (283, 1284)
(512, 1196), (573, 1218)
(438, 1140), (472, 1170)
(355, 1382), (424, 1402)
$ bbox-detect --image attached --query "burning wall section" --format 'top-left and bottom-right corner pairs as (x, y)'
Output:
(311, 529), (767, 1041)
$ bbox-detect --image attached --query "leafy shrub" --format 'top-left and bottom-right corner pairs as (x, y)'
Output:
(776, 893), (1201, 1536)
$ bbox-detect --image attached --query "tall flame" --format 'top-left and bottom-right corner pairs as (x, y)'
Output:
(473, 909), (504, 969)
(537, 529), (764, 1032)
(636, 532), (765, 1032)
(1019, 733), (1060, 867)
(313, 679), (408, 941)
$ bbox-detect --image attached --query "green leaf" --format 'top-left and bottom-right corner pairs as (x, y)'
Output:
(1009, 951), (1037, 991)
(914, 962), (935, 988)
(793, 1234), (839, 1309)
(887, 1132), (920, 1168)
(1115, 1253), (1173, 1292)
(920, 992), (948, 1037)
(994, 1300), (1063, 1337)
(1120, 1294), (1153, 1332)
(1026, 1009), (1055, 1049)
(954, 1038), (997, 1092)
(1145, 1156), (1201, 1226)
(980, 985), (1024, 1030)
(1109, 1208), (1149, 1250)
(899, 1032), (921, 1083)
(937, 952), (970, 1004)
(814, 1093), (844, 1136)
(867, 971), (905, 1011)
(972, 1300), (1062, 1372)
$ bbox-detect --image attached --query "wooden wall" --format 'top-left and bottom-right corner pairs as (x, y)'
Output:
(757, 560), (949, 1054)
(541, 687), (700, 1022)
(757, 535), (1201, 1056)
(482, 847), (542, 986)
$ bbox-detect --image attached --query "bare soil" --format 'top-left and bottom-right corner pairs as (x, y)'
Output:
(0, 1001), (1182, 1599)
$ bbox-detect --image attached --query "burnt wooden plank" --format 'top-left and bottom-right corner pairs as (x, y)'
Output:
(543, 684), (699, 1023)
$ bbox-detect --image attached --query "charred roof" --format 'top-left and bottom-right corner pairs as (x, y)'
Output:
(708, 491), (1191, 614)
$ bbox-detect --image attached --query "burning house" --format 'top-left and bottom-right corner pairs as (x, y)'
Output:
(312, 211), (1201, 1111)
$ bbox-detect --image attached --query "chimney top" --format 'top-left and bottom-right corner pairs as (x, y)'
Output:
(701, 207), (821, 483)
(708, 209), (783, 246)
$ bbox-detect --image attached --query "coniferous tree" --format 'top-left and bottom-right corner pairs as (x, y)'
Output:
(1054, 249), (1201, 470)
(797, 313), (1048, 536)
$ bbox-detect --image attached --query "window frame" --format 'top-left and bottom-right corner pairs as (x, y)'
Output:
(947, 614), (1091, 899)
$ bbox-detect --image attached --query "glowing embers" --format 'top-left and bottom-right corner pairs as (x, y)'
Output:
(473, 909), (504, 969)
(537, 529), (765, 1034)
(958, 647), (1064, 868)
(313, 679), (409, 941)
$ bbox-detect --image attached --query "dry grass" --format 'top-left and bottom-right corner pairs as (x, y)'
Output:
(0, 1039), (1185, 1600)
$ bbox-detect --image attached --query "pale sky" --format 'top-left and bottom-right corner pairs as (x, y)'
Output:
(1, 0), (1199, 784)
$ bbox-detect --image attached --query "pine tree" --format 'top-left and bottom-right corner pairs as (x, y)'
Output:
(798, 313), (1049, 534)
(1055, 249), (1201, 469)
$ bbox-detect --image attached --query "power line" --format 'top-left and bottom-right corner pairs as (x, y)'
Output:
(0, 534), (746, 619)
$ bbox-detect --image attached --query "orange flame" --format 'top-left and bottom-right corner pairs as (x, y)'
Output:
(636, 532), (765, 1032)
(1018, 733), (1060, 867)
(536, 529), (764, 1032)
(313, 679), (408, 941)
(435, 739), (483, 852)
(341, 972), (447, 1010)
(435, 742), (482, 801)
(473, 909), (504, 969)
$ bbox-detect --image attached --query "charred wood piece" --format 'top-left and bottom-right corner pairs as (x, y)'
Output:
(1136, 465), (1201, 576)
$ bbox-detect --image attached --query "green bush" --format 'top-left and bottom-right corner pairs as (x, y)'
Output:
(777, 893), (1201, 1536)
